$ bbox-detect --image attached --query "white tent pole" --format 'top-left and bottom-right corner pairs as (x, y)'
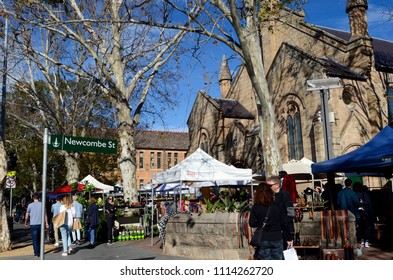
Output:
(179, 181), (182, 212)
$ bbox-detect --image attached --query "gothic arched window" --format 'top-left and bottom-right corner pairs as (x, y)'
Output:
(200, 132), (209, 153)
(286, 103), (304, 160)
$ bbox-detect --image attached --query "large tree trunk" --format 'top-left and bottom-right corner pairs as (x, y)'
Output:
(117, 103), (138, 203)
(32, 162), (38, 193)
(248, 50), (282, 176)
(0, 142), (11, 252)
(233, 2), (282, 176)
(63, 152), (80, 184)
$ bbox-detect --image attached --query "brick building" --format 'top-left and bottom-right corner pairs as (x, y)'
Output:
(134, 130), (189, 189)
(187, 1), (393, 186)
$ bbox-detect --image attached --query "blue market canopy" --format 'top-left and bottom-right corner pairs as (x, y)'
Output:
(312, 123), (393, 176)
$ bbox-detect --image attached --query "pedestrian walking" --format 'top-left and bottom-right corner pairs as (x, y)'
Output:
(51, 195), (62, 246)
(86, 197), (99, 247)
(59, 195), (75, 256)
(72, 195), (84, 245)
(25, 193), (49, 258)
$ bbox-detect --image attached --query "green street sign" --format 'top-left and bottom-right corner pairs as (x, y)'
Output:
(48, 135), (117, 154)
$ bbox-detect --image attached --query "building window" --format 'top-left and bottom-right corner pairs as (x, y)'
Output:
(167, 152), (172, 168)
(174, 153), (178, 165)
(286, 103), (304, 160)
(139, 151), (144, 168)
(342, 85), (354, 105)
(139, 179), (144, 188)
(157, 152), (162, 169)
(150, 152), (155, 169)
(200, 132), (209, 152)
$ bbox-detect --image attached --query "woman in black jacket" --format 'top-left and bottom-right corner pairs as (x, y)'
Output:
(249, 183), (292, 260)
(105, 196), (116, 244)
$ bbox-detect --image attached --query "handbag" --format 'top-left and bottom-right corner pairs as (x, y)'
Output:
(283, 246), (299, 260)
(52, 211), (66, 228)
(72, 219), (82, 230)
(249, 207), (271, 247)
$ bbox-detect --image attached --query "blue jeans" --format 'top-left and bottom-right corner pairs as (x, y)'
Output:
(87, 226), (96, 244)
(59, 225), (72, 253)
(30, 225), (41, 257)
(256, 240), (284, 260)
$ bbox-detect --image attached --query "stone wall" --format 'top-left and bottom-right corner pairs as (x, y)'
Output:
(163, 211), (357, 260)
(163, 212), (251, 260)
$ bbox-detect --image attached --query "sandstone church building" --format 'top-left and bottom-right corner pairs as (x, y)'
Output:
(187, 0), (393, 184)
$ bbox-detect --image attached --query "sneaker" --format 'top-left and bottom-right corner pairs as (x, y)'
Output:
(61, 252), (68, 257)
(107, 241), (113, 245)
(54, 243), (59, 247)
(364, 241), (369, 248)
(67, 247), (73, 254)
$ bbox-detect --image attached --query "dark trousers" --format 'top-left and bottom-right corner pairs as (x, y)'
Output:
(106, 218), (114, 242)
(256, 239), (284, 260)
(30, 224), (41, 257)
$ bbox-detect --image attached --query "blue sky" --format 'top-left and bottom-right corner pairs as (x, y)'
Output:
(151, 0), (393, 132)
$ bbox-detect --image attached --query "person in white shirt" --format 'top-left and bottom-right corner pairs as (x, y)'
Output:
(59, 195), (76, 256)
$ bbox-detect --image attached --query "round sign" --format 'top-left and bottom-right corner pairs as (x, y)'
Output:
(6, 177), (16, 189)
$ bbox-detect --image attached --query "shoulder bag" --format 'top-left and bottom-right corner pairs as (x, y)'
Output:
(52, 211), (66, 228)
(72, 219), (82, 230)
(249, 207), (271, 247)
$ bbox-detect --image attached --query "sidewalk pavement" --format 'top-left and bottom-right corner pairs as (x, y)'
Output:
(0, 223), (188, 260)
(2, 223), (393, 260)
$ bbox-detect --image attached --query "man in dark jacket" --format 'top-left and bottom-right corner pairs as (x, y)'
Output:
(86, 197), (99, 247)
(266, 175), (295, 251)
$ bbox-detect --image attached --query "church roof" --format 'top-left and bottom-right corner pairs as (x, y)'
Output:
(212, 98), (255, 119)
(319, 26), (393, 72)
(319, 57), (367, 80)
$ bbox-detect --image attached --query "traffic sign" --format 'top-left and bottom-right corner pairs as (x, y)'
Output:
(48, 135), (117, 154)
(5, 177), (16, 189)
(7, 171), (16, 177)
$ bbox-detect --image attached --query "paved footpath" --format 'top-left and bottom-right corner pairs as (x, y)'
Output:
(0, 223), (189, 260)
(2, 223), (393, 260)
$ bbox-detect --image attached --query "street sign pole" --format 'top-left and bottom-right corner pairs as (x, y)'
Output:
(40, 128), (48, 260)
(9, 180), (12, 220)
(6, 176), (16, 220)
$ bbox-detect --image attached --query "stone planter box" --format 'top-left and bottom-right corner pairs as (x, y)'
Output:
(163, 210), (357, 260)
(163, 212), (250, 260)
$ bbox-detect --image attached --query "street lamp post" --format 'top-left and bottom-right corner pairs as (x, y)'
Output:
(307, 78), (342, 211)
(306, 78), (342, 160)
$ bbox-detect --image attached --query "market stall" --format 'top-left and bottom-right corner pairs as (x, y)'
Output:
(151, 148), (253, 256)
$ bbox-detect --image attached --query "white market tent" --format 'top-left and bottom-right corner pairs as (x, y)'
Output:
(80, 174), (114, 193)
(282, 157), (328, 181)
(150, 148), (252, 246)
(282, 157), (315, 181)
(152, 148), (253, 185)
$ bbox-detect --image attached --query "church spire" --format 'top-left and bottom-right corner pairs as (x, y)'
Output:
(219, 55), (232, 98)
